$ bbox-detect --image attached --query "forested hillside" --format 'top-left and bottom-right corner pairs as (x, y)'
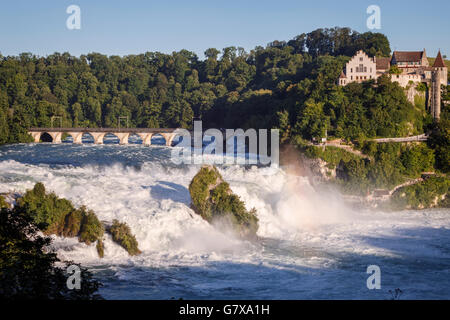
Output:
(1, 27), (425, 145)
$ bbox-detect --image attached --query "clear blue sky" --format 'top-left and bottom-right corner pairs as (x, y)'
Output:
(0, 0), (449, 59)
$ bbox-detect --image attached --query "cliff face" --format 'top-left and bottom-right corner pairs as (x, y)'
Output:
(189, 165), (259, 240)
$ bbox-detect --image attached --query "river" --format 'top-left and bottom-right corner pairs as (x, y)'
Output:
(0, 138), (449, 299)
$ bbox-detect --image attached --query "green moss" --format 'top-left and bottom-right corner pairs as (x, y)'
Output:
(0, 195), (10, 209)
(79, 210), (104, 245)
(189, 166), (259, 239)
(108, 220), (141, 256)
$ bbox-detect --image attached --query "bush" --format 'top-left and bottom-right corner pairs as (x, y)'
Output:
(16, 183), (105, 257)
(17, 183), (73, 235)
(0, 195), (10, 209)
(189, 165), (259, 239)
(390, 177), (450, 210)
(79, 211), (104, 245)
(62, 207), (85, 238)
(108, 220), (141, 256)
(0, 205), (102, 299)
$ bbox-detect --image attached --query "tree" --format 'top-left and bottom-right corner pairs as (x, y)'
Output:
(0, 196), (102, 299)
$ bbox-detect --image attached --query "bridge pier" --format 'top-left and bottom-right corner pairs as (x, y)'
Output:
(68, 132), (83, 144)
(113, 132), (130, 145)
(29, 132), (41, 143)
(138, 133), (153, 146)
(90, 132), (106, 144)
(160, 133), (177, 146)
(49, 132), (62, 143)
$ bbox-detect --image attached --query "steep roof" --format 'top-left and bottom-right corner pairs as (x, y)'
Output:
(433, 51), (446, 68)
(376, 57), (391, 70)
(339, 71), (347, 79)
(392, 51), (424, 63)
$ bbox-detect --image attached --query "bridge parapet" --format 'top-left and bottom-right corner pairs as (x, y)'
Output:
(27, 127), (179, 146)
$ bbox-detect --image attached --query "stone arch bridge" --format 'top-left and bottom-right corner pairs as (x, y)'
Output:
(28, 127), (179, 146)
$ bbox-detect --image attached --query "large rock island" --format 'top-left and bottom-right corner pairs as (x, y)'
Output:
(189, 165), (259, 240)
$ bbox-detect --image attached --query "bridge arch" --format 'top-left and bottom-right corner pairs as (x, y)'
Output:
(169, 132), (186, 147)
(128, 133), (143, 145)
(103, 133), (120, 144)
(40, 132), (53, 143)
(81, 132), (95, 143)
(151, 133), (166, 146)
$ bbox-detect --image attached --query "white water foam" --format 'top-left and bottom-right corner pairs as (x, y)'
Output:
(0, 156), (449, 270)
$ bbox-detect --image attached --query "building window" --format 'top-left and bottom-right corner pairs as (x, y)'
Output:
(360, 57), (363, 62)
(364, 67), (367, 73)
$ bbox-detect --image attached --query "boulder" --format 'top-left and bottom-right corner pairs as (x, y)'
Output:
(189, 165), (258, 239)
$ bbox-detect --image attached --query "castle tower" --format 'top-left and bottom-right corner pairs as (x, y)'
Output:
(432, 50), (448, 84)
(431, 69), (442, 120)
(430, 51), (447, 120)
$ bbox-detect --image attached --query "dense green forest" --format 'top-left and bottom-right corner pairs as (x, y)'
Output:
(1, 27), (411, 144)
(0, 26), (448, 193)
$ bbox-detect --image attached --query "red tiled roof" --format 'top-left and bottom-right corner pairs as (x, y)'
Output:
(339, 71), (347, 79)
(376, 57), (390, 70)
(392, 51), (424, 63)
(433, 51), (446, 68)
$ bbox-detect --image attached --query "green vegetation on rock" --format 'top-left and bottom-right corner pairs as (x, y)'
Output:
(16, 183), (105, 257)
(62, 207), (85, 238)
(0, 195), (10, 209)
(79, 210), (104, 246)
(0, 204), (102, 299)
(389, 177), (449, 210)
(189, 165), (258, 239)
(17, 183), (74, 235)
(108, 220), (141, 256)
(14, 183), (142, 257)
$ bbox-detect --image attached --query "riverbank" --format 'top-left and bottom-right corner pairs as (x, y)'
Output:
(281, 141), (449, 211)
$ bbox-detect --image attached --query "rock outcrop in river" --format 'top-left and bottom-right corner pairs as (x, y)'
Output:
(14, 183), (140, 257)
(189, 165), (259, 239)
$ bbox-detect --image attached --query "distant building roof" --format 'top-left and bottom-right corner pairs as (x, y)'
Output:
(392, 51), (425, 63)
(433, 51), (446, 68)
(339, 71), (347, 79)
(376, 57), (391, 70)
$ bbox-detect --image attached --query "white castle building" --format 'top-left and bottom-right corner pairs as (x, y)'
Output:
(338, 49), (447, 119)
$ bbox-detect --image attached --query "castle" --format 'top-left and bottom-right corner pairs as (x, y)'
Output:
(338, 49), (447, 119)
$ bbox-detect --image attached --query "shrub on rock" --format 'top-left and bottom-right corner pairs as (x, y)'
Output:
(108, 220), (141, 256)
(79, 210), (104, 245)
(17, 182), (73, 235)
(189, 165), (259, 239)
(62, 207), (85, 238)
